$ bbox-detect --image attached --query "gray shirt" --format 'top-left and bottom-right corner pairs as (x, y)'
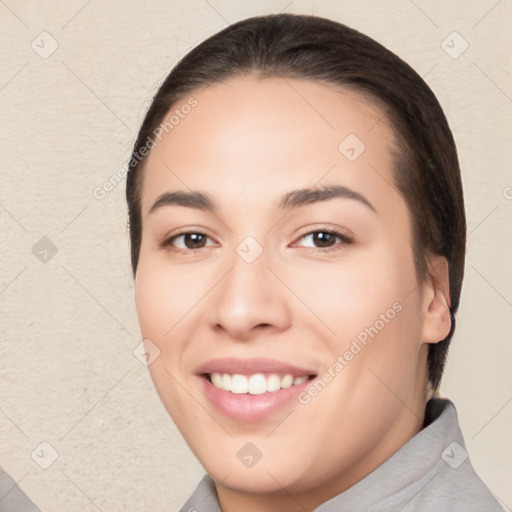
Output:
(179, 398), (505, 511)
(0, 468), (41, 512)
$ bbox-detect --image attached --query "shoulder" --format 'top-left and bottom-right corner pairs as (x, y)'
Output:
(384, 398), (506, 512)
(407, 458), (506, 511)
(319, 398), (506, 512)
(0, 467), (41, 512)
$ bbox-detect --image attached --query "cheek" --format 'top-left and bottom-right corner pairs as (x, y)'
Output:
(134, 261), (204, 417)
(291, 250), (415, 339)
(135, 254), (209, 340)
(135, 268), (168, 340)
(291, 246), (423, 398)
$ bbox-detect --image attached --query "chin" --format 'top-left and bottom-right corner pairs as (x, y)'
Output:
(213, 466), (305, 494)
(202, 446), (320, 493)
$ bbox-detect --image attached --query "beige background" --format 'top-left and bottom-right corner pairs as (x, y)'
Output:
(0, 1), (511, 510)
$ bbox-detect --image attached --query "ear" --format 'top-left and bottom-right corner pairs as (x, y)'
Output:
(420, 253), (452, 344)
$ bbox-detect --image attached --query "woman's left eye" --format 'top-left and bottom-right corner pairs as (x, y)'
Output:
(294, 229), (353, 251)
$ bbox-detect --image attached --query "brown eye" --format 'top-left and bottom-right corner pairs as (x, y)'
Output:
(163, 232), (214, 250)
(182, 233), (207, 249)
(311, 231), (338, 248)
(296, 230), (353, 250)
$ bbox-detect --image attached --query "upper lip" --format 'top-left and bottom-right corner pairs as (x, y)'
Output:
(196, 357), (317, 377)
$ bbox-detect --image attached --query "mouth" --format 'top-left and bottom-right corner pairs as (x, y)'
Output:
(195, 358), (317, 422)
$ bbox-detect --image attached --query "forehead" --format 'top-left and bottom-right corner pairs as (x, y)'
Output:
(140, 76), (401, 215)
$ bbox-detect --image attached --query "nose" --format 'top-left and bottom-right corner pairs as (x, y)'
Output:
(207, 247), (292, 341)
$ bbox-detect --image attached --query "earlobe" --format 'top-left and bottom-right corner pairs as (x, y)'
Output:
(420, 254), (452, 344)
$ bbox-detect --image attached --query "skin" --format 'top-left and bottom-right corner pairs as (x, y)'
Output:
(134, 76), (452, 512)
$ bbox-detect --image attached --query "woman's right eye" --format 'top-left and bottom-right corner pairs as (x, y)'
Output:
(161, 232), (216, 251)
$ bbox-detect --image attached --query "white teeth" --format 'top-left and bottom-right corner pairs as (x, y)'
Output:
(209, 372), (310, 394)
(231, 374), (248, 394)
(281, 375), (293, 388)
(266, 374), (281, 392)
(221, 373), (231, 391)
(248, 374), (267, 395)
(211, 373), (223, 388)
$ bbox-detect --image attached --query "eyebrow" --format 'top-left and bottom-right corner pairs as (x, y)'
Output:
(278, 185), (376, 212)
(149, 190), (213, 214)
(148, 185), (376, 215)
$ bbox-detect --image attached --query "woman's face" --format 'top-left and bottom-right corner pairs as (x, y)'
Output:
(135, 76), (447, 505)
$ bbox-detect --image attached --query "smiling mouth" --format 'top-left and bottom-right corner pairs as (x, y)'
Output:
(203, 372), (316, 395)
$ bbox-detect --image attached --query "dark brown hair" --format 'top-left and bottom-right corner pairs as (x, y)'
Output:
(126, 13), (466, 391)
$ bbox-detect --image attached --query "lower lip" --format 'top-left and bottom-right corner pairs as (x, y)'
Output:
(200, 376), (312, 422)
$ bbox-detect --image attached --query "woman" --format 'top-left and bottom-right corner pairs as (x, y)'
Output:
(126, 13), (504, 512)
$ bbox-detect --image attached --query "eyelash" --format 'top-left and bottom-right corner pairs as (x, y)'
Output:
(160, 227), (353, 254)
